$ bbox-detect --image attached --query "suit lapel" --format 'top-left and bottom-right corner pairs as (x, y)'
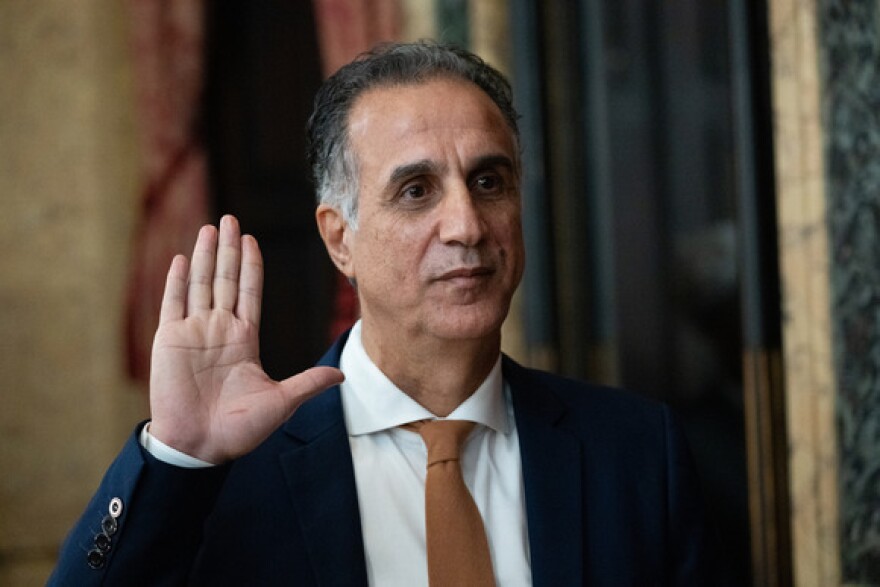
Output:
(278, 335), (369, 586)
(505, 358), (584, 587)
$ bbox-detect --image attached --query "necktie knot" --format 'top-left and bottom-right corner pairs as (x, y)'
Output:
(409, 420), (475, 467)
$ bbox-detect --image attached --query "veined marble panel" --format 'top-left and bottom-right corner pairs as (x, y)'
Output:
(817, 0), (880, 582)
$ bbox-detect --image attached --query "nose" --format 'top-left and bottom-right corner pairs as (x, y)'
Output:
(437, 183), (486, 247)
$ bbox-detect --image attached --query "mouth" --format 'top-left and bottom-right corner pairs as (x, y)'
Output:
(436, 266), (494, 281)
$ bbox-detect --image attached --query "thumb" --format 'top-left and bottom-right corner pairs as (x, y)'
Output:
(277, 366), (345, 408)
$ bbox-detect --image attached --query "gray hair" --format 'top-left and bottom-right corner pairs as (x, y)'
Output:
(306, 41), (520, 229)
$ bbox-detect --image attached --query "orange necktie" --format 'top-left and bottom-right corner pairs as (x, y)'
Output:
(406, 420), (496, 586)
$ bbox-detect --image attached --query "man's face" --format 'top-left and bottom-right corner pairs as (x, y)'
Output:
(330, 77), (524, 347)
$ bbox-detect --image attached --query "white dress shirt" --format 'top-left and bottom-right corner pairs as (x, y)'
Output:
(340, 321), (531, 586)
(142, 320), (532, 586)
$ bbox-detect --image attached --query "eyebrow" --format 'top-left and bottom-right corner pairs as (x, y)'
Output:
(386, 154), (515, 188)
(468, 154), (516, 175)
(387, 159), (443, 188)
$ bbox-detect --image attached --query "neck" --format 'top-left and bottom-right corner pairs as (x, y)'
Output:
(359, 324), (501, 417)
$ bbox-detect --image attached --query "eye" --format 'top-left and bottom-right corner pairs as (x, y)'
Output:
(472, 172), (504, 195)
(402, 183), (427, 200)
(395, 180), (436, 208)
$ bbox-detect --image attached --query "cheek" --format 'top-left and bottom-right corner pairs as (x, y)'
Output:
(393, 219), (437, 260)
(489, 212), (523, 250)
(492, 217), (525, 281)
(363, 223), (430, 282)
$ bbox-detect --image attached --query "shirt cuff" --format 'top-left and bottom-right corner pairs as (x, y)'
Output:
(140, 422), (216, 468)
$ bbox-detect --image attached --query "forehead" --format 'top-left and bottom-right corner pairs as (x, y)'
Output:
(346, 78), (516, 169)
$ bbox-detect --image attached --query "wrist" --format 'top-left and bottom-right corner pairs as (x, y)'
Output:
(148, 420), (218, 463)
(141, 423), (217, 468)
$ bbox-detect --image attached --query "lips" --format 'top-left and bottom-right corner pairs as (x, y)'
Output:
(436, 266), (494, 281)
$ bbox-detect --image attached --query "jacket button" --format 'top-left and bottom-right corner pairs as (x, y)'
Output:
(94, 532), (112, 553)
(108, 497), (123, 518)
(86, 549), (105, 569)
(101, 514), (118, 536)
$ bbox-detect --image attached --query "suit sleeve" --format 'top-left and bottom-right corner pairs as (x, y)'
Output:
(48, 423), (230, 586)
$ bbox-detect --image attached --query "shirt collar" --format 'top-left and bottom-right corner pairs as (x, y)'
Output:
(339, 320), (510, 436)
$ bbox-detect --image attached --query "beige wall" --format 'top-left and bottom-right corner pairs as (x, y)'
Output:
(0, 1), (148, 584)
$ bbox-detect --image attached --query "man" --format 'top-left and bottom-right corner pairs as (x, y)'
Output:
(50, 42), (717, 586)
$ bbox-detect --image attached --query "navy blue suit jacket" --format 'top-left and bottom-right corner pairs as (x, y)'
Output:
(50, 333), (718, 585)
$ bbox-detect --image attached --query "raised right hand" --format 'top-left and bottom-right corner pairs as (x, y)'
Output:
(148, 215), (344, 464)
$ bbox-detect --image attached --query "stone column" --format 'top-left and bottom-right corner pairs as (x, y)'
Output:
(770, 0), (880, 584)
(769, 0), (840, 583)
(0, 1), (147, 583)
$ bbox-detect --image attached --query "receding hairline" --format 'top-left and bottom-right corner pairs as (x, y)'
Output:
(341, 74), (521, 173)
(350, 72), (516, 123)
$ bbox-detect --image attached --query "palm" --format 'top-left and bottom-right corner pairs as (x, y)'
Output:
(148, 216), (343, 463)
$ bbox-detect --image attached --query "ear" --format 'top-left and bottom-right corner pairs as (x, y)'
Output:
(316, 204), (355, 279)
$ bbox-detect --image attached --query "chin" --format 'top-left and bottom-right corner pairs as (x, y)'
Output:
(428, 303), (509, 342)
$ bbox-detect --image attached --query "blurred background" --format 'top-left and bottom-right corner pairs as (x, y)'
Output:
(1, 0), (878, 585)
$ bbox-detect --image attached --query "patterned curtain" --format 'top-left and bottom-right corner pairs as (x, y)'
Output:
(124, 0), (210, 382)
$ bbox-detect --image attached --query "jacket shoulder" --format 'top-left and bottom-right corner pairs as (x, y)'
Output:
(503, 356), (672, 432)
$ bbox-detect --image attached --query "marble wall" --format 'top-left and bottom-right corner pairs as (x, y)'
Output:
(0, 1), (147, 584)
(817, 0), (880, 582)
